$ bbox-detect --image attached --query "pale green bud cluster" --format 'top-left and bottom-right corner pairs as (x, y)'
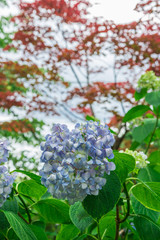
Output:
(120, 149), (149, 170)
(138, 71), (160, 91)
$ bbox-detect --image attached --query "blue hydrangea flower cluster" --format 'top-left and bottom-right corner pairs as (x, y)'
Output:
(0, 166), (15, 207)
(0, 139), (15, 207)
(40, 121), (116, 203)
(0, 140), (9, 164)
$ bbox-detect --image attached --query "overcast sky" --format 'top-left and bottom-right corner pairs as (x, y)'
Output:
(1, 0), (142, 23)
(90, 0), (142, 23)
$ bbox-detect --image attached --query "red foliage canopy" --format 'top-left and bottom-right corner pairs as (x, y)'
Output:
(108, 0), (160, 76)
(1, 0), (159, 124)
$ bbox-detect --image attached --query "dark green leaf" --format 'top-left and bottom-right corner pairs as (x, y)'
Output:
(130, 141), (140, 151)
(33, 199), (70, 224)
(32, 221), (45, 230)
(148, 151), (160, 165)
(138, 166), (160, 182)
(112, 152), (135, 183)
(131, 196), (159, 222)
(132, 121), (155, 143)
(153, 105), (160, 115)
(144, 118), (160, 127)
(13, 170), (41, 185)
(18, 180), (47, 201)
(145, 91), (160, 107)
(40, 191), (52, 199)
(56, 224), (79, 240)
(2, 211), (37, 240)
(99, 215), (116, 239)
(131, 182), (160, 211)
(29, 225), (48, 240)
(123, 105), (150, 123)
(7, 228), (19, 240)
(134, 214), (160, 240)
(134, 88), (147, 101)
(83, 172), (121, 219)
(73, 234), (87, 240)
(73, 234), (89, 240)
(124, 220), (140, 239)
(69, 202), (93, 231)
(73, 234), (99, 240)
(1, 197), (18, 213)
(0, 211), (9, 230)
(0, 197), (19, 230)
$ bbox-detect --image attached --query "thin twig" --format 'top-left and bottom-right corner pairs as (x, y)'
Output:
(18, 194), (32, 224)
(14, 188), (31, 224)
(70, 63), (84, 90)
(18, 212), (29, 224)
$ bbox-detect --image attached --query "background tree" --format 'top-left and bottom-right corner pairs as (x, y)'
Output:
(7, 0), (136, 122)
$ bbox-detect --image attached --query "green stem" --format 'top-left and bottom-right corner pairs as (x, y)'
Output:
(124, 228), (129, 240)
(13, 188), (31, 224)
(97, 221), (101, 240)
(88, 234), (98, 240)
(145, 111), (159, 154)
(115, 182), (131, 240)
(126, 177), (139, 182)
(119, 183), (130, 223)
(115, 205), (120, 240)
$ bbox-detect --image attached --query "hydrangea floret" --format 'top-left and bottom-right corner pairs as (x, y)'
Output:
(39, 121), (116, 203)
(0, 166), (15, 207)
(120, 149), (149, 170)
(0, 139), (15, 207)
(0, 139), (9, 164)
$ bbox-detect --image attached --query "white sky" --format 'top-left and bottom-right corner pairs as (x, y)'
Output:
(90, 0), (142, 23)
(0, 0), (142, 23)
